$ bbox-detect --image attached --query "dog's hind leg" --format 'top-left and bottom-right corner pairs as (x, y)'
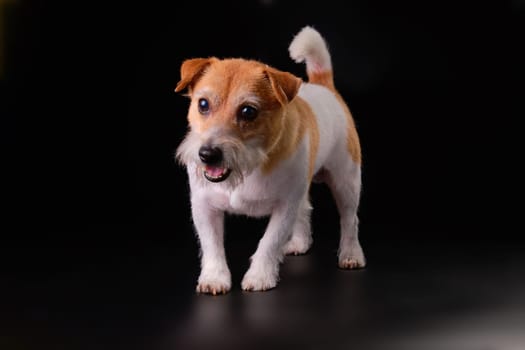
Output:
(283, 195), (313, 255)
(325, 159), (366, 269)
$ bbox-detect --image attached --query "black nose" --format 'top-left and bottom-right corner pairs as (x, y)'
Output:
(198, 146), (223, 164)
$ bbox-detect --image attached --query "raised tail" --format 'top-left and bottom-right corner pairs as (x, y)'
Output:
(289, 26), (335, 90)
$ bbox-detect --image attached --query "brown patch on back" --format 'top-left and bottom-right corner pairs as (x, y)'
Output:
(306, 69), (361, 165)
(308, 70), (335, 91)
(334, 92), (361, 164)
(262, 97), (319, 180)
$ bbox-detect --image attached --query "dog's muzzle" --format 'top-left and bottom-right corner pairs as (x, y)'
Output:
(198, 145), (231, 183)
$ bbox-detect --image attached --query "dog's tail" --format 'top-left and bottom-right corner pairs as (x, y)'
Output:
(289, 26), (335, 91)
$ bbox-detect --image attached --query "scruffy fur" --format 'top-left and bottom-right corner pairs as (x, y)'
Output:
(175, 26), (366, 294)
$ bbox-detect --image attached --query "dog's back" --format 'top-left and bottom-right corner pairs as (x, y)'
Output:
(289, 26), (362, 175)
(289, 27), (365, 270)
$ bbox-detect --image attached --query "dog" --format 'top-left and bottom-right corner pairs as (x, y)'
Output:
(175, 26), (366, 294)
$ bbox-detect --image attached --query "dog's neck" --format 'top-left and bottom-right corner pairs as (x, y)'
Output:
(262, 96), (319, 179)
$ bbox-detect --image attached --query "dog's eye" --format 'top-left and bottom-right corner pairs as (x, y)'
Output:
(238, 105), (258, 121)
(198, 98), (210, 115)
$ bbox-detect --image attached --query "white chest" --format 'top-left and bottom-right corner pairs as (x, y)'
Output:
(204, 182), (276, 217)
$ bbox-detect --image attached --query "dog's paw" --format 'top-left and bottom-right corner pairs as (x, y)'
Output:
(338, 241), (366, 270)
(283, 235), (312, 256)
(196, 281), (231, 295)
(338, 250), (366, 270)
(241, 266), (278, 292)
(196, 270), (231, 295)
(338, 257), (366, 269)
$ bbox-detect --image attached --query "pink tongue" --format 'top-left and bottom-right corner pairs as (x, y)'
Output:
(205, 165), (225, 177)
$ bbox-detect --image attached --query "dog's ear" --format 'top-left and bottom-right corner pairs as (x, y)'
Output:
(264, 68), (302, 105)
(175, 57), (217, 93)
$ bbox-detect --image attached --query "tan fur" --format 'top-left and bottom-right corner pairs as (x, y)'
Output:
(182, 59), (281, 134)
(175, 57), (217, 93)
(308, 71), (335, 91)
(262, 97), (319, 179)
(335, 92), (361, 164)
(178, 58), (322, 174)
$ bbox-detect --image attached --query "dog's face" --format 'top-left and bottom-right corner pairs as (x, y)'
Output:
(175, 58), (302, 186)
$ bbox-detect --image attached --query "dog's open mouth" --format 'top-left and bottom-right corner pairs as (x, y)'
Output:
(203, 165), (231, 183)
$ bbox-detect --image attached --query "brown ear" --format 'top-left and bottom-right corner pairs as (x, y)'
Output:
(264, 68), (302, 105)
(174, 57), (217, 93)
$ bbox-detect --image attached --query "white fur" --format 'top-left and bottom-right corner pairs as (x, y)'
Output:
(176, 125), (267, 189)
(289, 25), (332, 72)
(178, 26), (365, 293)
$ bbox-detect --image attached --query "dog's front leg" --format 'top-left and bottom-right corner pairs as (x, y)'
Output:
(191, 197), (231, 295)
(241, 202), (299, 291)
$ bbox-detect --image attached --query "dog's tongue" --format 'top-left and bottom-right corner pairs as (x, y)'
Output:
(205, 165), (225, 177)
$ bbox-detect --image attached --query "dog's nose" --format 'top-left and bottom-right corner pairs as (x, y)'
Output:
(199, 146), (223, 164)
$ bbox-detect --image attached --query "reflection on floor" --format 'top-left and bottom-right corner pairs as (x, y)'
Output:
(3, 224), (525, 350)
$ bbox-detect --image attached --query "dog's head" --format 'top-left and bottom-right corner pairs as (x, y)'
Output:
(175, 57), (302, 186)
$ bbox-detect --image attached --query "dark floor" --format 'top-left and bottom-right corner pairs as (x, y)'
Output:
(3, 219), (525, 350)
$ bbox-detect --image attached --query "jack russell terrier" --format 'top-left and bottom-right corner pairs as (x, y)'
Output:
(175, 26), (366, 294)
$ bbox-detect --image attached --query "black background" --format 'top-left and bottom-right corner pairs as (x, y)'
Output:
(1, 1), (524, 349)
(2, 0), (522, 236)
